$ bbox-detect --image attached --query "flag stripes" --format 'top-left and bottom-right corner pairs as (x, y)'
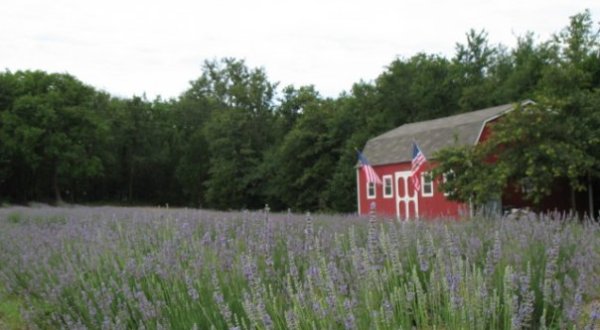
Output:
(357, 151), (382, 185)
(410, 142), (426, 191)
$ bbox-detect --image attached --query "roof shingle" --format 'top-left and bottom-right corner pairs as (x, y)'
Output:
(362, 102), (523, 165)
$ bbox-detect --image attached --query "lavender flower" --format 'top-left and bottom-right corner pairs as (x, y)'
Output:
(446, 272), (462, 309)
(485, 231), (502, 276)
(585, 302), (600, 330)
(416, 239), (429, 272)
(285, 310), (299, 330)
(302, 212), (315, 253)
(344, 312), (357, 330)
(134, 288), (156, 321)
(512, 270), (534, 328)
(1, 206), (598, 329)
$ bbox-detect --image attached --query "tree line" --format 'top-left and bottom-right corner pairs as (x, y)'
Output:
(1, 10), (598, 212)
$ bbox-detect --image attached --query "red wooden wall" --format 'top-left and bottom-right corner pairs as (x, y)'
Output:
(357, 161), (467, 219)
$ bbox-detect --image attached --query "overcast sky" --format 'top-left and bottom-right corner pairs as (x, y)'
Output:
(1, 1), (598, 99)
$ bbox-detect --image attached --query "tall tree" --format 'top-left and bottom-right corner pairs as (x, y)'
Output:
(539, 9), (600, 96)
(108, 96), (179, 204)
(0, 71), (108, 203)
(268, 98), (338, 210)
(194, 59), (277, 209)
(453, 29), (499, 111)
(491, 33), (550, 102)
(375, 54), (459, 127)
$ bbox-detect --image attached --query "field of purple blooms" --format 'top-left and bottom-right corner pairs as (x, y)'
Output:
(0, 206), (599, 329)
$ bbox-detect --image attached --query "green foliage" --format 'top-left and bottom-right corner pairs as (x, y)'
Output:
(108, 96), (181, 203)
(375, 53), (459, 127)
(0, 290), (25, 330)
(0, 71), (109, 203)
(453, 29), (499, 111)
(433, 143), (506, 206)
(6, 211), (22, 224)
(197, 59), (278, 209)
(269, 99), (338, 210)
(174, 129), (210, 206)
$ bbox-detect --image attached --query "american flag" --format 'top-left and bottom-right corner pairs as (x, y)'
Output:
(410, 142), (426, 191)
(357, 151), (382, 185)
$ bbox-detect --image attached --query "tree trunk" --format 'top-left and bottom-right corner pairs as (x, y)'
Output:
(53, 166), (63, 204)
(570, 184), (576, 214)
(588, 173), (594, 219)
(128, 162), (134, 203)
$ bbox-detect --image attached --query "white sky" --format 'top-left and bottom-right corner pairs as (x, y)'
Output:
(1, 0), (598, 99)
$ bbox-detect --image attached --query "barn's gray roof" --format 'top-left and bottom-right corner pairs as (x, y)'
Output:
(362, 102), (524, 165)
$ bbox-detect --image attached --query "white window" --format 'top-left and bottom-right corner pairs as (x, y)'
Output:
(422, 172), (433, 197)
(383, 175), (393, 198)
(443, 171), (455, 197)
(367, 181), (376, 199)
(521, 178), (534, 195)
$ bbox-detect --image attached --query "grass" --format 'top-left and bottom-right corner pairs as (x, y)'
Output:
(0, 285), (25, 330)
(6, 211), (23, 224)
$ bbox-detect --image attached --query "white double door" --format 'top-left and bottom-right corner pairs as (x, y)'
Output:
(395, 171), (419, 220)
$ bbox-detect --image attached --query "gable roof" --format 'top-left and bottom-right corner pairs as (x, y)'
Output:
(362, 102), (531, 166)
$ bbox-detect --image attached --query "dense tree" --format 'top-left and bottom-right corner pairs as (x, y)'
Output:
(491, 33), (550, 102)
(274, 85), (319, 136)
(106, 96), (178, 203)
(174, 128), (210, 207)
(452, 29), (501, 111)
(375, 54), (459, 128)
(268, 98), (338, 210)
(259, 85), (323, 210)
(194, 59), (277, 209)
(0, 71), (109, 203)
(171, 77), (219, 206)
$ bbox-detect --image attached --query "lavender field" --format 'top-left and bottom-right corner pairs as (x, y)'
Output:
(0, 206), (599, 329)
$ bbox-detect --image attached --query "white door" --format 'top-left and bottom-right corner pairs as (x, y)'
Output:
(395, 171), (419, 220)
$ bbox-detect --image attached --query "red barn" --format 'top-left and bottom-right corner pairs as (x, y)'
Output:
(357, 102), (531, 220)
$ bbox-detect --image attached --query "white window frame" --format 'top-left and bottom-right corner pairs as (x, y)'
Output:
(383, 175), (393, 198)
(421, 172), (434, 197)
(442, 170), (455, 197)
(520, 178), (534, 195)
(367, 181), (376, 199)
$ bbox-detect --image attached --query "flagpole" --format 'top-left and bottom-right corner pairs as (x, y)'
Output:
(355, 146), (361, 214)
(354, 147), (361, 168)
